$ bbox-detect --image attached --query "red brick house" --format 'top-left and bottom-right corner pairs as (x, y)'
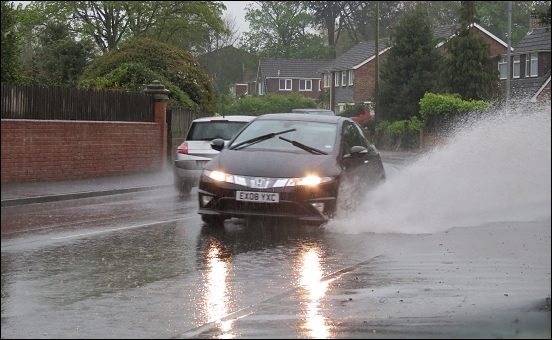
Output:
(253, 58), (332, 100)
(319, 23), (508, 114)
(501, 18), (551, 102)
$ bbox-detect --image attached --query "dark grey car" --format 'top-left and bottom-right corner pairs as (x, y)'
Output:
(292, 108), (335, 116)
(197, 113), (386, 226)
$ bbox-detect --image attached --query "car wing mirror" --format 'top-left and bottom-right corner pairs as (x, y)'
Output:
(343, 145), (368, 159)
(210, 138), (225, 151)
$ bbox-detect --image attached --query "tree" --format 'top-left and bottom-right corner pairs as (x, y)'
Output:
(241, 1), (333, 59)
(440, 1), (501, 101)
(203, 13), (241, 53)
(531, 3), (551, 28)
(27, 23), (96, 87)
(298, 1), (344, 58)
(78, 38), (216, 113)
(1, 1), (23, 83)
(378, 4), (443, 123)
(477, 1), (549, 45)
(23, 1), (228, 55)
(197, 45), (258, 95)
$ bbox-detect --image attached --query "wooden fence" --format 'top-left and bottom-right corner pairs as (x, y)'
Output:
(1, 83), (154, 122)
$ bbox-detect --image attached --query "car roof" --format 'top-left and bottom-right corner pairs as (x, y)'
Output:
(292, 108), (334, 112)
(192, 115), (256, 123)
(256, 113), (346, 123)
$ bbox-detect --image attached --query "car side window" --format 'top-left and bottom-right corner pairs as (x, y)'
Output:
(341, 122), (363, 155)
(353, 123), (369, 148)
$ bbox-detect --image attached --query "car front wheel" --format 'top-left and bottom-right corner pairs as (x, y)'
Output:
(201, 215), (226, 226)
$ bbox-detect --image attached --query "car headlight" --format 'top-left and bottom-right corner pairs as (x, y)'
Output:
(204, 170), (231, 182)
(203, 170), (333, 187)
(288, 175), (333, 187)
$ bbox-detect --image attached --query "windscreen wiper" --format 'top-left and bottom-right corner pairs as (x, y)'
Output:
(278, 136), (328, 155)
(230, 128), (296, 150)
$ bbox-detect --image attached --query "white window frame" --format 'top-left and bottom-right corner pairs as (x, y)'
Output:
(323, 73), (330, 88)
(279, 79), (292, 90)
(341, 71), (347, 86)
(513, 55), (520, 78)
(318, 79), (321, 91)
(525, 53), (538, 77)
(334, 72), (340, 87)
(498, 56), (507, 79)
(348, 70), (354, 86)
(299, 79), (312, 91)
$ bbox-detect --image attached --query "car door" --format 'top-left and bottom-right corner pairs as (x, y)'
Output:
(338, 121), (381, 209)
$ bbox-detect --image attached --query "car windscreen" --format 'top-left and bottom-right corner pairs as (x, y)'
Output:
(230, 120), (337, 153)
(186, 121), (249, 141)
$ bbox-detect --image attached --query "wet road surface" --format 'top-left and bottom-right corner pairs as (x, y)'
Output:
(1, 159), (550, 339)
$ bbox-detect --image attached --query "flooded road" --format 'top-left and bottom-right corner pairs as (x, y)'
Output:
(1, 104), (550, 338)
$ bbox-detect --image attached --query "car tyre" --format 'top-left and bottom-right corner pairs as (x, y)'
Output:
(176, 179), (193, 196)
(201, 215), (226, 226)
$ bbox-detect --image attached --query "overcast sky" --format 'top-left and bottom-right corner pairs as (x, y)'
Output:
(222, 1), (253, 35)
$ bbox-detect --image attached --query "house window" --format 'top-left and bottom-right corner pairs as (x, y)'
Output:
(318, 79), (321, 91)
(348, 70), (354, 86)
(279, 79), (292, 90)
(334, 72), (340, 87)
(513, 55), (520, 78)
(258, 82), (264, 95)
(323, 73), (330, 88)
(525, 53), (538, 77)
(299, 79), (312, 91)
(341, 71), (347, 86)
(498, 56), (507, 79)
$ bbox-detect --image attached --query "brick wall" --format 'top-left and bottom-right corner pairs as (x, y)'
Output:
(1, 119), (164, 184)
(476, 29), (507, 56)
(353, 51), (390, 102)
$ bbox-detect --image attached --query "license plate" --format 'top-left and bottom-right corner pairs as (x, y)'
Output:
(236, 191), (279, 203)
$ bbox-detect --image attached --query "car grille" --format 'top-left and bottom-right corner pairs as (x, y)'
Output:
(199, 182), (337, 221)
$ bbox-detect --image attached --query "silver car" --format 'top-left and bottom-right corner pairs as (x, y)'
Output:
(174, 115), (256, 195)
(291, 108), (335, 116)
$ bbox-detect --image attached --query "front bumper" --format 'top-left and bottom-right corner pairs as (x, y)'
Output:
(197, 179), (338, 224)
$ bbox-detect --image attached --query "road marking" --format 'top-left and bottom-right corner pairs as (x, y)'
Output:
(50, 216), (197, 240)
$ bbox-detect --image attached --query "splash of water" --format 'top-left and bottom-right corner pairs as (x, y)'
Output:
(326, 102), (551, 234)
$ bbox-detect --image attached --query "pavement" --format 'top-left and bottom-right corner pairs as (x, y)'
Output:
(1, 151), (421, 208)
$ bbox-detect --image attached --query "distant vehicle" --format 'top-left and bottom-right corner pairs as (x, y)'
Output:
(174, 115), (256, 195)
(197, 113), (386, 226)
(291, 108), (335, 116)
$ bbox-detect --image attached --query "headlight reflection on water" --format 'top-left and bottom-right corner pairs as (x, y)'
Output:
(299, 248), (334, 339)
(202, 243), (235, 339)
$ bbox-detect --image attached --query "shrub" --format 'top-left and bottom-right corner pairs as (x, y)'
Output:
(222, 92), (317, 115)
(78, 38), (215, 113)
(419, 92), (490, 132)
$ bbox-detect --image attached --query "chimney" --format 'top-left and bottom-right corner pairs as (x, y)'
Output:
(529, 16), (541, 31)
(243, 69), (249, 82)
(389, 23), (396, 40)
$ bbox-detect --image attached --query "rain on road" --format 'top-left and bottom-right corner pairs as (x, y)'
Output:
(1, 104), (550, 339)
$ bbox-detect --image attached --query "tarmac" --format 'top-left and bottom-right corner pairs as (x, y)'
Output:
(1, 151), (421, 208)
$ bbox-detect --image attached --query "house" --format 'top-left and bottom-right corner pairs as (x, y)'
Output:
(502, 18), (551, 102)
(229, 68), (256, 98)
(319, 23), (508, 114)
(254, 58), (333, 101)
(318, 40), (391, 114)
(197, 45), (258, 96)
